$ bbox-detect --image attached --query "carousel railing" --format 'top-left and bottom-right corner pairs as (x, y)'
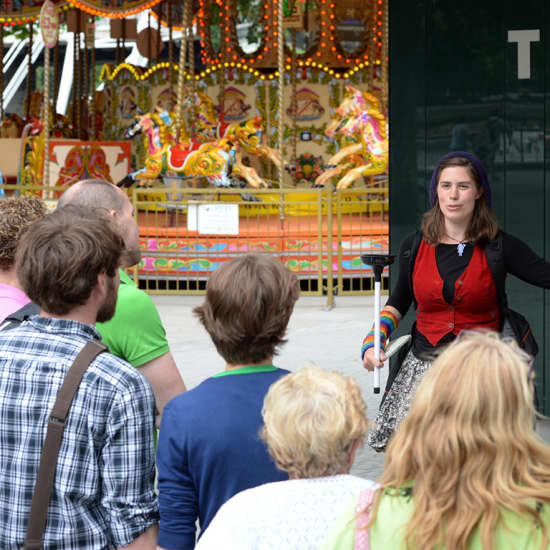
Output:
(0, 183), (389, 309)
(129, 184), (389, 308)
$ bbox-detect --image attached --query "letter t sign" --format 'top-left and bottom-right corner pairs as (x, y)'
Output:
(508, 30), (540, 79)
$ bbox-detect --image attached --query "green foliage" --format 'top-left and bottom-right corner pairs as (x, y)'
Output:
(4, 21), (36, 41)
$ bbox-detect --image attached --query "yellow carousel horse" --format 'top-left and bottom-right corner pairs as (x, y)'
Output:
(187, 89), (283, 170)
(314, 85), (388, 189)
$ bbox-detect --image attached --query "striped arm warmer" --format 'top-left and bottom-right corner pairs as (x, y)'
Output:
(361, 310), (399, 360)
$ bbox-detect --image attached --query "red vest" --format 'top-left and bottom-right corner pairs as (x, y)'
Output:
(414, 239), (500, 346)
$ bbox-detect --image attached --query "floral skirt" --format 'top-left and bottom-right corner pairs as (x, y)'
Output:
(367, 349), (431, 452)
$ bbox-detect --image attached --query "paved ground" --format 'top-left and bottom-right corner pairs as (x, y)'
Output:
(152, 294), (550, 482)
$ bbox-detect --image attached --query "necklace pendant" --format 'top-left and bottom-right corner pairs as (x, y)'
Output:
(457, 242), (466, 257)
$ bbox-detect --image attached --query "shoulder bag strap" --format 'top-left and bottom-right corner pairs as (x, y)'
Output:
(354, 488), (377, 550)
(484, 232), (507, 310)
(406, 231), (423, 310)
(24, 340), (108, 550)
(0, 302), (41, 331)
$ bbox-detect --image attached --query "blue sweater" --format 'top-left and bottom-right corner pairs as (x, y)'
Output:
(156, 366), (289, 550)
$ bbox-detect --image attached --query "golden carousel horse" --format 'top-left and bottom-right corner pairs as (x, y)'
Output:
(314, 85), (388, 189)
(186, 89), (283, 170)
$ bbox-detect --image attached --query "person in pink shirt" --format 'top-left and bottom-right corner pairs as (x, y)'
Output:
(0, 196), (46, 324)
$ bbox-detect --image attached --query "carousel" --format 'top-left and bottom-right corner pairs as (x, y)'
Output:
(0, 0), (389, 293)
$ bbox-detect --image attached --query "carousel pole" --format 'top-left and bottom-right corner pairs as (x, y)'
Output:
(116, 37), (121, 65)
(42, 42), (51, 189)
(264, 80), (271, 179)
(188, 4), (195, 136)
(72, 30), (78, 129)
(218, 3), (225, 130)
(121, 19), (126, 62)
(91, 21), (96, 139)
(40, 0), (59, 196)
(291, 29), (297, 185)
(156, 6), (162, 64)
(167, 0), (173, 83)
(83, 21), (90, 139)
(25, 21), (33, 119)
(76, 29), (82, 136)
(53, 40), (60, 108)
(147, 11), (152, 66)
(174, 0), (190, 142)
(277, 0), (284, 190)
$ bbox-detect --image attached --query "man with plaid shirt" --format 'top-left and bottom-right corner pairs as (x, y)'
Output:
(0, 206), (158, 549)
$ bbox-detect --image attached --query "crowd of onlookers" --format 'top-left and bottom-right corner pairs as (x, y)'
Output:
(0, 182), (549, 549)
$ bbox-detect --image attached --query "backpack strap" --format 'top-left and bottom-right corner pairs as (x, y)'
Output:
(0, 302), (41, 331)
(483, 232), (507, 310)
(406, 230), (423, 310)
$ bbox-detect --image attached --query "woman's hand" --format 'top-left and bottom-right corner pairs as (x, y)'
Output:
(363, 347), (387, 371)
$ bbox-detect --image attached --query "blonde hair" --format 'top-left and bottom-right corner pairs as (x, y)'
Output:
(261, 365), (368, 479)
(366, 330), (550, 550)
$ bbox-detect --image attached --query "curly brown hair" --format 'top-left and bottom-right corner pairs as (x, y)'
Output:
(0, 196), (46, 270)
(193, 254), (300, 365)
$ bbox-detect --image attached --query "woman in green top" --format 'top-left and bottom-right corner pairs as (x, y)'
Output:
(324, 330), (550, 550)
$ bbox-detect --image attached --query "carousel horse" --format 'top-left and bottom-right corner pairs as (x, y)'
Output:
(187, 89), (284, 170)
(117, 109), (268, 189)
(314, 85), (388, 189)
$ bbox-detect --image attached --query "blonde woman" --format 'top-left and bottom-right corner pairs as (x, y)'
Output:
(195, 365), (376, 550)
(324, 331), (550, 550)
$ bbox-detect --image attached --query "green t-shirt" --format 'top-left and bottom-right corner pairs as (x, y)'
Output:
(322, 487), (550, 550)
(96, 269), (170, 367)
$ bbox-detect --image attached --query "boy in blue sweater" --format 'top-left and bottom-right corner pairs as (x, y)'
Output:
(156, 254), (300, 550)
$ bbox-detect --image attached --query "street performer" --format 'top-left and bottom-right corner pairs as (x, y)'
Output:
(362, 151), (550, 451)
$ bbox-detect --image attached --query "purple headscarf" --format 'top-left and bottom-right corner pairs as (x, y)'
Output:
(429, 151), (492, 209)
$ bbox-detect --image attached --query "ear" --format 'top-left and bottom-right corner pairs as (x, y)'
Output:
(89, 270), (108, 308)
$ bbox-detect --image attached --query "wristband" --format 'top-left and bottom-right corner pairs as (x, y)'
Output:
(361, 310), (399, 359)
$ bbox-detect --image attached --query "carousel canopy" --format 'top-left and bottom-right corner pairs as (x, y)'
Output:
(0, 0), (166, 25)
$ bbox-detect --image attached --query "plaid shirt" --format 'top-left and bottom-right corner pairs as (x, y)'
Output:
(0, 316), (159, 549)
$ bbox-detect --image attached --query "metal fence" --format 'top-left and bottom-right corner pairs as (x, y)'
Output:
(0, 183), (389, 309)
(130, 184), (389, 308)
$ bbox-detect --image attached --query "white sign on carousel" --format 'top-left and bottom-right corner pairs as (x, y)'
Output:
(187, 202), (239, 235)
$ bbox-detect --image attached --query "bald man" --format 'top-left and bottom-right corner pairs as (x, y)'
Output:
(57, 179), (186, 423)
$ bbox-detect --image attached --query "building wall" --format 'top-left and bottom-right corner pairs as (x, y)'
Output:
(389, 0), (550, 411)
